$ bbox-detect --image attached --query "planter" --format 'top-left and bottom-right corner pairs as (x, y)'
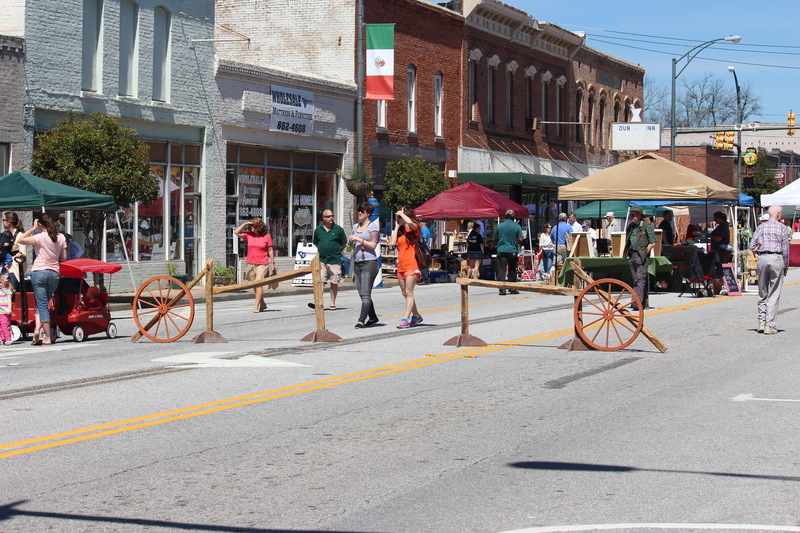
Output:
(345, 180), (373, 197)
(169, 274), (189, 289)
(212, 275), (235, 286)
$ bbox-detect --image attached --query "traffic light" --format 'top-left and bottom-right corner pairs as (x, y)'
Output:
(714, 131), (735, 150)
(789, 111), (796, 136)
(714, 131), (726, 149)
(724, 131), (735, 149)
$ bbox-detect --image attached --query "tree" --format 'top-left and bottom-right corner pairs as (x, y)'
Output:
(382, 156), (448, 213)
(644, 73), (762, 127)
(31, 113), (159, 281)
(744, 148), (780, 206)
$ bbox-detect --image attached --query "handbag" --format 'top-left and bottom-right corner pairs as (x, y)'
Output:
(411, 231), (432, 270)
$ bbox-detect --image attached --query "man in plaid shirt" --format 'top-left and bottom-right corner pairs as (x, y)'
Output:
(750, 205), (790, 334)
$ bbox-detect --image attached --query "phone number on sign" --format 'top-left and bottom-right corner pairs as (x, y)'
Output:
(274, 121), (307, 134)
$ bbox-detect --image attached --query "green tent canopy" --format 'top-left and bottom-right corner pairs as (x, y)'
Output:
(573, 200), (672, 219)
(0, 171), (117, 211)
(458, 172), (577, 188)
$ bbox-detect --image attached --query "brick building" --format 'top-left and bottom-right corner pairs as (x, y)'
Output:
(0, 35), (24, 174)
(1, 0), (216, 291)
(455, 0), (644, 230)
(362, 0), (462, 183)
(213, 1), (357, 267)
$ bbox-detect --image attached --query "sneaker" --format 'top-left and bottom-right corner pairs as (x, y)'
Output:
(757, 323), (765, 333)
(499, 290), (507, 295)
(396, 318), (411, 329)
(763, 326), (778, 335)
(509, 290), (519, 295)
(410, 313), (423, 326)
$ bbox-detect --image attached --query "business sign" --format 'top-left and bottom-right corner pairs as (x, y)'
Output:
(775, 172), (786, 186)
(611, 122), (661, 151)
(269, 84), (314, 136)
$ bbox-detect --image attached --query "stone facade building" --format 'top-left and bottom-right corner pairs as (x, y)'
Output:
(1, 0), (216, 291)
(0, 35), (25, 174)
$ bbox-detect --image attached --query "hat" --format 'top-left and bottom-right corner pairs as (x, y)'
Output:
(760, 213), (770, 221)
(629, 206), (644, 215)
(605, 211), (615, 217)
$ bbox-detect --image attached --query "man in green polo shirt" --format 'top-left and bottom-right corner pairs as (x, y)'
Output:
(623, 205), (657, 309)
(493, 209), (524, 295)
(310, 209), (347, 310)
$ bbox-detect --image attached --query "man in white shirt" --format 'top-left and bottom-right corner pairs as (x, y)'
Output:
(568, 212), (582, 233)
(603, 211), (622, 236)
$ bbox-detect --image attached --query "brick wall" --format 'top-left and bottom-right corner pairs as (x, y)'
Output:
(215, 0), (356, 86)
(0, 35), (25, 172)
(652, 146), (735, 187)
(363, 0), (462, 177)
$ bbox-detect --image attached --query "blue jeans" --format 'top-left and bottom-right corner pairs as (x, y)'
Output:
(30, 269), (60, 322)
(539, 249), (554, 275)
(353, 260), (379, 324)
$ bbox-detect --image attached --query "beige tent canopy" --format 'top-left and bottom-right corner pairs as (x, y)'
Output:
(558, 153), (738, 201)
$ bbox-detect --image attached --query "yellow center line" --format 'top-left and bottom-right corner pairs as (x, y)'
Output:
(0, 292), (734, 459)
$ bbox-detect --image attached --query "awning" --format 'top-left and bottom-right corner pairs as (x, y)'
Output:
(458, 172), (577, 189)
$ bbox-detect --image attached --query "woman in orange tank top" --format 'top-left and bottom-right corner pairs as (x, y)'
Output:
(390, 206), (423, 329)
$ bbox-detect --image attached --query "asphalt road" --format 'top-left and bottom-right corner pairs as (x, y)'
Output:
(2, 273), (800, 533)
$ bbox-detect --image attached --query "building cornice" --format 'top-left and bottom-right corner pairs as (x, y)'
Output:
(216, 59), (357, 95)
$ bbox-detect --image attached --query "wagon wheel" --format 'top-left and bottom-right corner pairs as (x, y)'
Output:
(133, 276), (195, 343)
(573, 278), (644, 351)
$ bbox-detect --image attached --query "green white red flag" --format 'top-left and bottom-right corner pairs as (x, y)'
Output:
(365, 24), (394, 100)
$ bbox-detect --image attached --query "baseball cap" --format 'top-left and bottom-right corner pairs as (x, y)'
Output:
(629, 206), (644, 215)
(605, 211), (614, 217)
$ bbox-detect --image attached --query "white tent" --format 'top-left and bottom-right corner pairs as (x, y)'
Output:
(761, 179), (800, 206)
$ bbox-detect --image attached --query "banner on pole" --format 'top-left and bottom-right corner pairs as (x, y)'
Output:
(366, 24), (395, 100)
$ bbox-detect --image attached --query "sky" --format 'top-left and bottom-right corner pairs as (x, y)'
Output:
(506, 0), (799, 124)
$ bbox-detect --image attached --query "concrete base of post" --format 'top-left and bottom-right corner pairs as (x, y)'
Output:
(443, 333), (487, 347)
(301, 330), (343, 343)
(192, 331), (228, 343)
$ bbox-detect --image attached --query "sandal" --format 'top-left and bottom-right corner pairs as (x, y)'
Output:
(31, 338), (42, 346)
(328, 305), (337, 311)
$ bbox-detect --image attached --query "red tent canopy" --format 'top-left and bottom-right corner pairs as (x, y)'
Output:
(60, 258), (123, 278)
(415, 181), (528, 219)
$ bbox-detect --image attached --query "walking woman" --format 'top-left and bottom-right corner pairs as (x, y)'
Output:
(466, 221), (484, 279)
(1, 212), (25, 285)
(538, 223), (554, 280)
(18, 213), (67, 345)
(349, 202), (380, 328)
(390, 206), (422, 329)
(234, 217), (276, 313)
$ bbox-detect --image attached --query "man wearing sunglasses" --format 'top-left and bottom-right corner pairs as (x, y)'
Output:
(310, 209), (347, 311)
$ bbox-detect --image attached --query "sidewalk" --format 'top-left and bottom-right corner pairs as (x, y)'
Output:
(107, 276), (400, 312)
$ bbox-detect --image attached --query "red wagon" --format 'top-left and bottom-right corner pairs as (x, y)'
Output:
(10, 258), (122, 342)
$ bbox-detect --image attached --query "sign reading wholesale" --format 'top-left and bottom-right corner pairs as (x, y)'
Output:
(269, 84), (314, 136)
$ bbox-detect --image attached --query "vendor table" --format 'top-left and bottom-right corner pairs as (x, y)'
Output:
(557, 255), (674, 287)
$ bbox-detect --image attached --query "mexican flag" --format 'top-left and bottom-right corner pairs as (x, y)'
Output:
(365, 24), (394, 100)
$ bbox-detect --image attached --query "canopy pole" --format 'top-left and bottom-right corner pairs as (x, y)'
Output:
(115, 212), (137, 292)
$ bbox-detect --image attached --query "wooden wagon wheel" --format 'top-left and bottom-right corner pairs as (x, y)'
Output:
(573, 278), (644, 352)
(133, 276), (195, 343)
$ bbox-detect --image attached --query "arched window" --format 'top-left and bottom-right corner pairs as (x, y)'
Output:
(119, 0), (139, 97)
(153, 6), (171, 102)
(434, 72), (443, 137)
(587, 94), (595, 144)
(487, 55), (500, 125)
(82, 0), (104, 92)
(575, 89), (583, 143)
(407, 65), (417, 132)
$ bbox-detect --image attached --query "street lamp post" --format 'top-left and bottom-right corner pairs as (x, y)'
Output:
(728, 65), (743, 196)
(670, 35), (742, 161)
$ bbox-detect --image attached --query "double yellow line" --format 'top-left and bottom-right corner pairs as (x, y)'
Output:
(0, 295), (725, 459)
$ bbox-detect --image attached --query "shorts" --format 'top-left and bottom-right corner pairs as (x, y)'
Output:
(320, 263), (342, 285)
(467, 251), (484, 260)
(245, 263), (270, 281)
(397, 269), (421, 281)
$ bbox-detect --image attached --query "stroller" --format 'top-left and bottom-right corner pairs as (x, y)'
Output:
(10, 258), (122, 342)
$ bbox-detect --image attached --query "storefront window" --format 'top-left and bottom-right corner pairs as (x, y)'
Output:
(291, 170), (314, 255)
(317, 172), (335, 219)
(267, 168), (289, 256)
(138, 168), (166, 260)
(237, 166), (264, 257)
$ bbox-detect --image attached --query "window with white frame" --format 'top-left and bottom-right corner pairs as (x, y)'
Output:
(506, 61), (517, 128)
(468, 48), (482, 123)
(434, 72), (443, 137)
(540, 71), (552, 135)
(376, 100), (386, 129)
(152, 6), (171, 102)
(487, 55), (499, 125)
(407, 65), (416, 132)
(0, 143), (9, 175)
(81, 0), (104, 92)
(555, 75), (566, 138)
(119, 0), (139, 97)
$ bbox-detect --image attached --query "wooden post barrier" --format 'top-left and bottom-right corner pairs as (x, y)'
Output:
(131, 264), (210, 343)
(132, 256), (342, 343)
(444, 278), (581, 347)
(192, 260), (227, 343)
(569, 262), (667, 353)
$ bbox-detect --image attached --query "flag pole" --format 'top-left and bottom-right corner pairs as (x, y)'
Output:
(356, 0), (364, 172)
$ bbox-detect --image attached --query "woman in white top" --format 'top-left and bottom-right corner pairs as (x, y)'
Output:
(18, 213), (67, 345)
(348, 202), (380, 328)
(538, 223), (555, 280)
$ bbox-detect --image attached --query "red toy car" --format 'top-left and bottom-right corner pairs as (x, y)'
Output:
(10, 258), (122, 342)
